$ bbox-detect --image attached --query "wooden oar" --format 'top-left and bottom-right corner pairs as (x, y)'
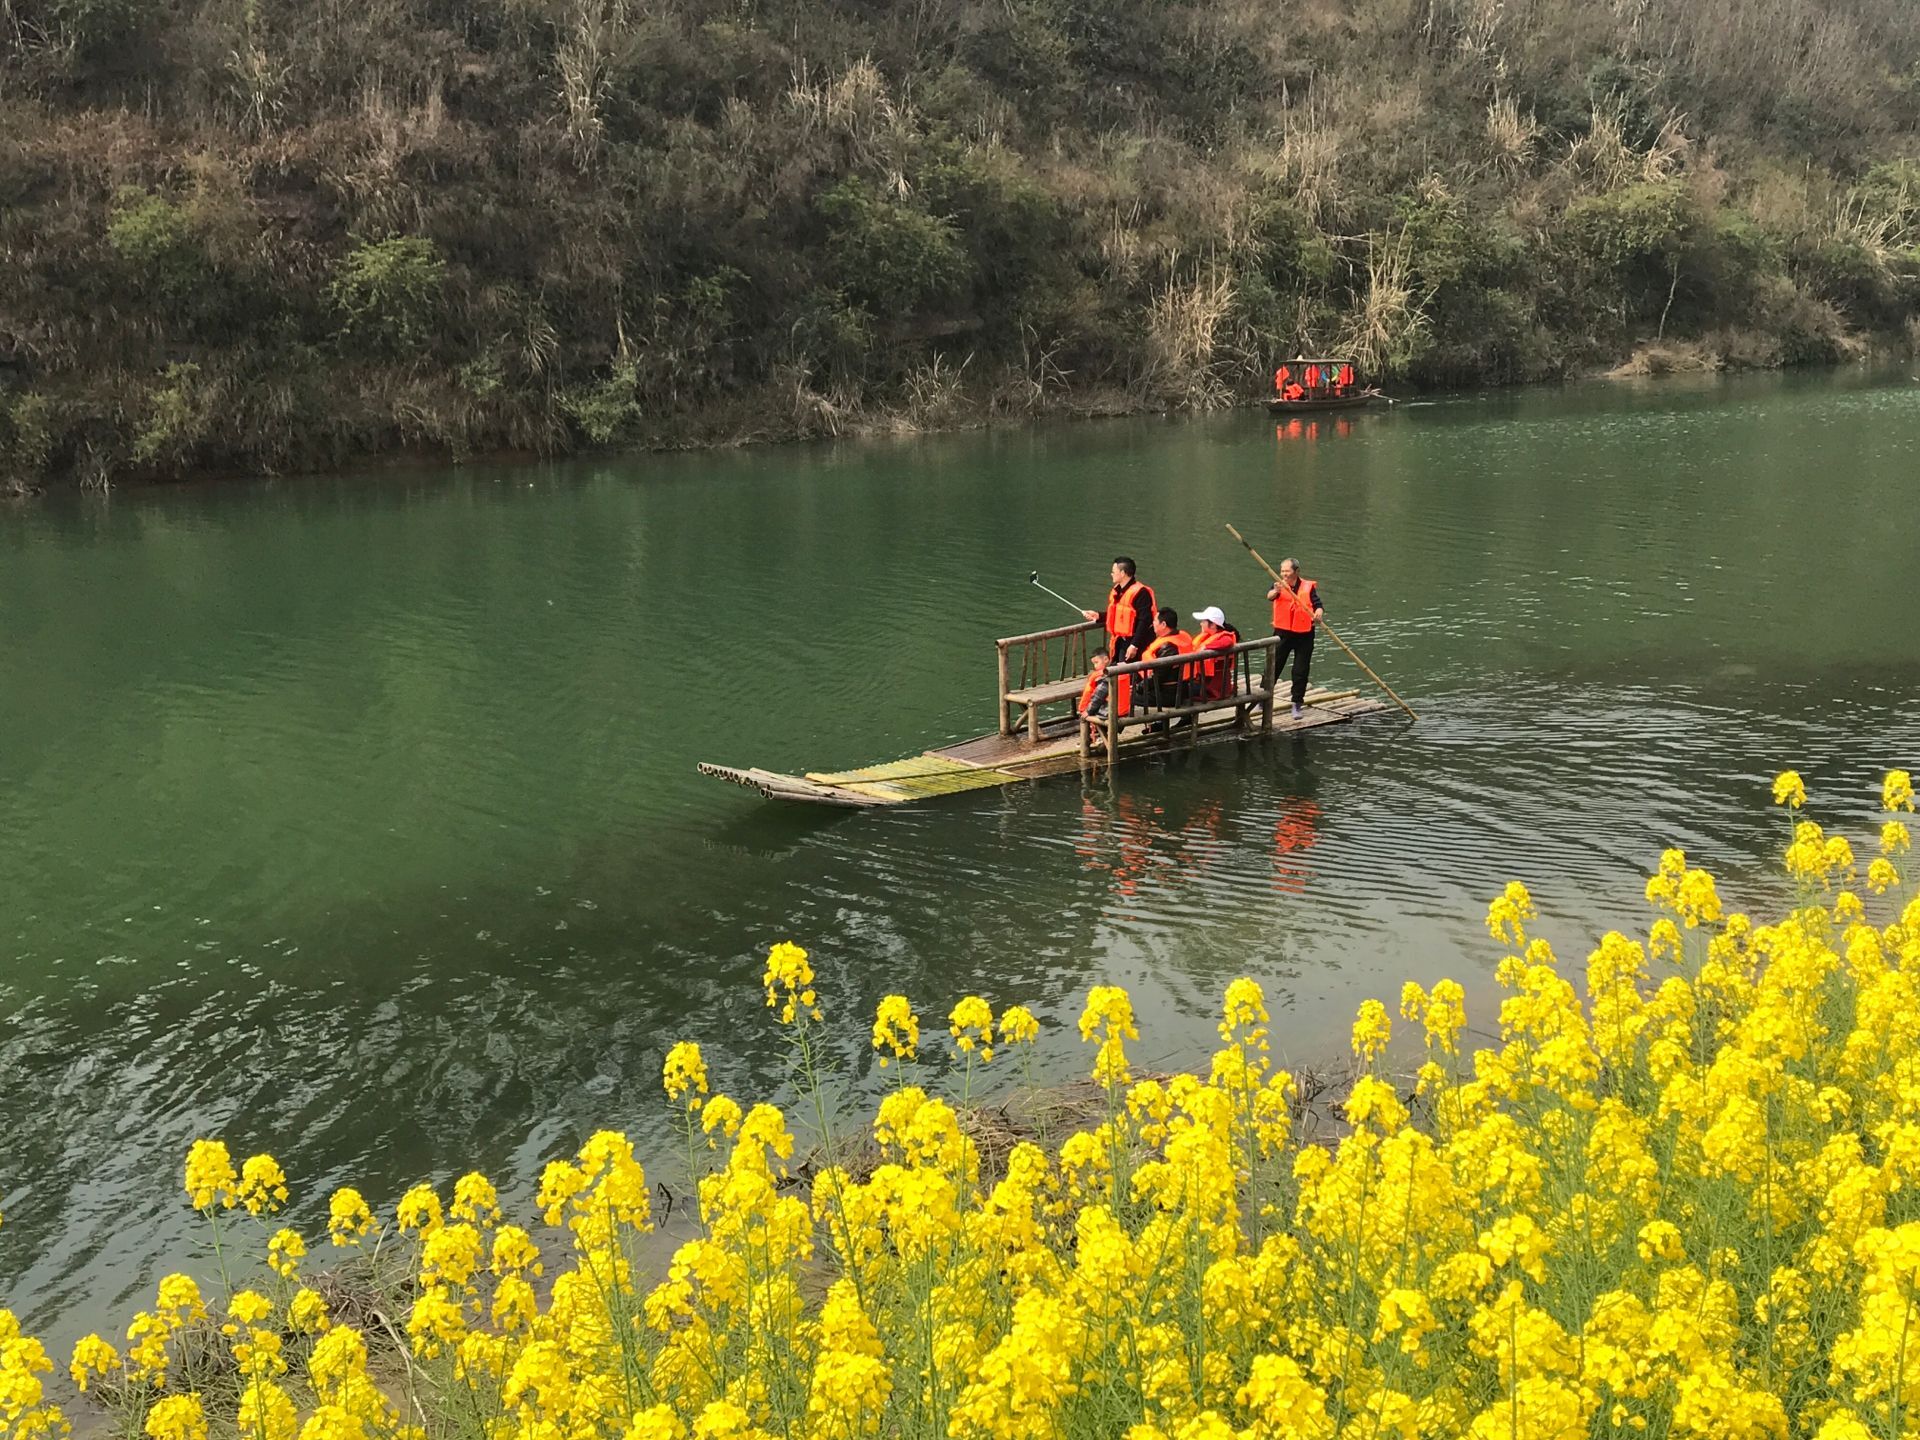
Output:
(1224, 523), (1419, 722)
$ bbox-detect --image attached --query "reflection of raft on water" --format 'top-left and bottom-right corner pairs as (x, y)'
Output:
(698, 620), (1396, 808)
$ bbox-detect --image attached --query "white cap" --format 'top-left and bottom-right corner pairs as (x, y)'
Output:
(1193, 606), (1226, 626)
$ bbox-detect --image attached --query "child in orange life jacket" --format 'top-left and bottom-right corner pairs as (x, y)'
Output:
(1077, 649), (1129, 749)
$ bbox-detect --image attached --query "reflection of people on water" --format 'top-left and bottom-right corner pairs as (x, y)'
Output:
(1271, 796), (1323, 895)
(1076, 792), (1228, 904)
(1077, 792), (1159, 900)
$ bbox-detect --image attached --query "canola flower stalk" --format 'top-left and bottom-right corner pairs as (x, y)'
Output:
(1, 768), (1917, 1440)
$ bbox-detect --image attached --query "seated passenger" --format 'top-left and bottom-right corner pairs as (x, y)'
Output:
(1282, 382), (1304, 401)
(1189, 607), (1240, 702)
(1139, 607), (1195, 725)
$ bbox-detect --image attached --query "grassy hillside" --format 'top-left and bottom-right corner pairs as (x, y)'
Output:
(3, 0), (1919, 488)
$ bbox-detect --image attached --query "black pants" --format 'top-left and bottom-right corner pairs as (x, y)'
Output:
(1273, 629), (1314, 707)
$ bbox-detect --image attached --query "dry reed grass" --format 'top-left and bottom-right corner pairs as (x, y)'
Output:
(1142, 267), (1238, 410)
(1337, 236), (1431, 375)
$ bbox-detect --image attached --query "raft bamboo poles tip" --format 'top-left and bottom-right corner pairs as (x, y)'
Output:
(1224, 522), (1419, 723)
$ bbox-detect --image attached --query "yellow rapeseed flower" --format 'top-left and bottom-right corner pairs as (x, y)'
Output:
(1351, 998), (1391, 1064)
(1774, 770), (1807, 808)
(237, 1154), (289, 1216)
(235, 1381), (296, 1440)
(998, 1004), (1040, 1046)
(949, 995), (995, 1061)
(1884, 770), (1914, 813)
(871, 995), (919, 1067)
(662, 1041), (709, 1109)
(67, 1335), (118, 1392)
(144, 1394), (208, 1440)
(394, 1183), (442, 1236)
(1486, 880), (1535, 947)
(183, 1139), (238, 1211)
(265, 1228), (305, 1280)
(450, 1172), (500, 1226)
(326, 1188), (374, 1247)
(287, 1289), (330, 1335)
(1079, 984), (1137, 1088)
(762, 940), (820, 1024)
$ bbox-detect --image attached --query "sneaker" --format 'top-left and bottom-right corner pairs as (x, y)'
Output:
(1291, 704), (1304, 719)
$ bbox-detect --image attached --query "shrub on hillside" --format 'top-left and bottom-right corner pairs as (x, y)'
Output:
(815, 179), (970, 321)
(106, 190), (210, 310)
(327, 238), (449, 358)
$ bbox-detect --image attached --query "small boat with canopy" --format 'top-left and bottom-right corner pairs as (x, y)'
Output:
(1268, 357), (1383, 413)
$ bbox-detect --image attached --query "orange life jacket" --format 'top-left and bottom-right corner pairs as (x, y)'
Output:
(1338, 363), (1354, 386)
(1141, 631), (1194, 683)
(1305, 365), (1321, 388)
(1282, 383), (1304, 401)
(1192, 626), (1238, 698)
(1272, 578), (1319, 634)
(1079, 668), (1130, 717)
(1105, 580), (1147, 646)
(1274, 366), (1291, 392)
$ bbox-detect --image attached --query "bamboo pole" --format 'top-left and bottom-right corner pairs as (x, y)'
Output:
(1223, 523), (1419, 722)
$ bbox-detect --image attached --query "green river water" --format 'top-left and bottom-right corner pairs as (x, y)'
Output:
(3, 367), (1917, 1338)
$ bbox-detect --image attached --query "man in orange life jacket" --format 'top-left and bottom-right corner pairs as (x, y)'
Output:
(1138, 607), (1194, 728)
(1081, 556), (1155, 664)
(1266, 557), (1323, 719)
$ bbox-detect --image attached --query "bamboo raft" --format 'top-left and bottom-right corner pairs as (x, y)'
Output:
(698, 620), (1396, 808)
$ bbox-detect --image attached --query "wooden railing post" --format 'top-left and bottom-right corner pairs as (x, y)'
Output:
(996, 641), (1011, 736)
(1260, 638), (1276, 733)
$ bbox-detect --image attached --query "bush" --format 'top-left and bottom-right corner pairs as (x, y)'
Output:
(1565, 181), (1694, 273)
(814, 180), (971, 321)
(131, 363), (221, 470)
(327, 238), (449, 358)
(559, 358), (645, 446)
(106, 190), (209, 309)
(0, 390), (57, 485)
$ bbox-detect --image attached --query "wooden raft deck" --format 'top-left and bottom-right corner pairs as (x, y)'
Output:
(698, 684), (1393, 808)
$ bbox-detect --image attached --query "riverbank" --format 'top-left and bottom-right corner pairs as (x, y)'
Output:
(7, 337), (1913, 498)
(5, 771), (1915, 1440)
(4, 0), (1918, 493)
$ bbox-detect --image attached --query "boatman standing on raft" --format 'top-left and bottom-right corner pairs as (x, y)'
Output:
(1083, 557), (1155, 664)
(1267, 557), (1322, 720)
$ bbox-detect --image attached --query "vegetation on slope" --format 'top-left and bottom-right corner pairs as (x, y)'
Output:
(3, 0), (1920, 487)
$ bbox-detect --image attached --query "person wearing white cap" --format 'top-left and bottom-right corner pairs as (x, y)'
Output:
(1188, 606), (1240, 704)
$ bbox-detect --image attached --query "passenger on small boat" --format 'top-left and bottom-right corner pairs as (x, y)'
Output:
(1083, 556), (1156, 663)
(1189, 607), (1240, 702)
(1077, 650), (1130, 748)
(1140, 607), (1196, 732)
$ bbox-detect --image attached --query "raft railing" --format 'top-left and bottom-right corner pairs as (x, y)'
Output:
(996, 619), (1102, 738)
(1084, 636), (1283, 767)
